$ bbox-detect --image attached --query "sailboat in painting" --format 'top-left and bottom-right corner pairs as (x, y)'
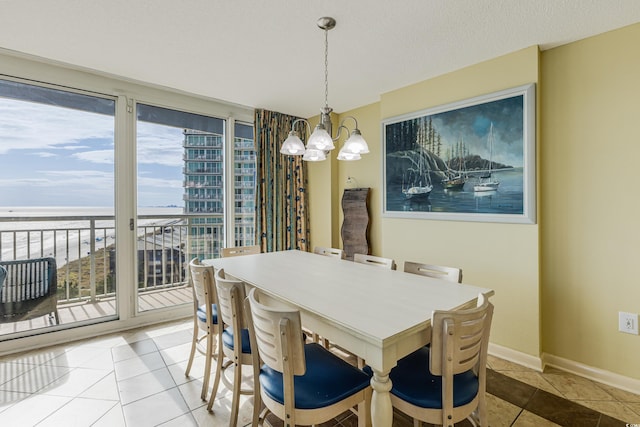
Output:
(402, 119), (432, 199)
(474, 123), (500, 192)
(402, 153), (432, 199)
(443, 137), (467, 190)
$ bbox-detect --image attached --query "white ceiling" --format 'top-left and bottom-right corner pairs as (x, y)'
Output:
(1, 0), (640, 118)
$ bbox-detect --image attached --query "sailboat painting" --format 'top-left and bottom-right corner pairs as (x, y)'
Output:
(382, 84), (536, 224)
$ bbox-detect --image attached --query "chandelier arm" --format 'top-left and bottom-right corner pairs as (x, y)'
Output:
(333, 124), (350, 142)
(290, 118), (312, 137)
(339, 116), (360, 130)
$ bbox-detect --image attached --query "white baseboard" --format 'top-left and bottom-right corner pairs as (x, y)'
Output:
(488, 343), (640, 395)
(544, 353), (640, 395)
(488, 342), (544, 371)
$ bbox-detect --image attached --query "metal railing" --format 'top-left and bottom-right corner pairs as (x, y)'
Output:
(0, 214), (251, 306)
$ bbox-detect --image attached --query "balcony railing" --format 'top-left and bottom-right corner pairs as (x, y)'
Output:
(0, 214), (251, 307)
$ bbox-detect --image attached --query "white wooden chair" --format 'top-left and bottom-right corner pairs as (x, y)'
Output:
(311, 246), (345, 345)
(245, 287), (372, 427)
(184, 258), (220, 401)
(221, 245), (261, 258)
(389, 294), (494, 427)
(354, 253), (396, 270)
(313, 246), (346, 259)
(404, 261), (463, 283)
(207, 268), (254, 426)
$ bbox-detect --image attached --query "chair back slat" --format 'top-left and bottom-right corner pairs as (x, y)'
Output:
(430, 293), (493, 376)
(0, 257), (58, 323)
(404, 261), (462, 283)
(313, 246), (345, 259)
(353, 253), (396, 270)
(189, 258), (215, 309)
(221, 245), (261, 258)
(246, 288), (305, 375)
(214, 268), (247, 329)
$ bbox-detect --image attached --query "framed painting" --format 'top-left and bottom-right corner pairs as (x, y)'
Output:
(382, 83), (536, 224)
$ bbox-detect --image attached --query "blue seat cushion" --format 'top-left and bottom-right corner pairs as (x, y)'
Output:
(389, 346), (479, 409)
(196, 303), (218, 324)
(222, 327), (251, 354)
(259, 343), (370, 410)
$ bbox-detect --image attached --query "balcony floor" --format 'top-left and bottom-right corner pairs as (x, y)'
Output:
(0, 287), (192, 336)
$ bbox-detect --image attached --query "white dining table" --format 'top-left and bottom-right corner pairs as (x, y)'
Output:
(205, 249), (494, 427)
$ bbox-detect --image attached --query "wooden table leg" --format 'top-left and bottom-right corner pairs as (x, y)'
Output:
(370, 369), (393, 427)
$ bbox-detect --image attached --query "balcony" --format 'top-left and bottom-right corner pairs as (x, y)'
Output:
(0, 213), (244, 339)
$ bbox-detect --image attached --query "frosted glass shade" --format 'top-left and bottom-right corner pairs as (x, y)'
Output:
(280, 131), (306, 155)
(342, 130), (369, 154)
(306, 125), (335, 151)
(337, 148), (361, 161)
(302, 148), (327, 161)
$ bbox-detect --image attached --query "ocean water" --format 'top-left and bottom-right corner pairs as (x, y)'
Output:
(0, 206), (184, 266)
(386, 168), (525, 215)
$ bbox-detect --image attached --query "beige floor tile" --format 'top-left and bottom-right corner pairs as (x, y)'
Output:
(486, 393), (522, 427)
(542, 372), (615, 400)
(501, 370), (564, 397)
(626, 402), (640, 417)
(488, 355), (538, 373)
(512, 410), (562, 426)
(576, 399), (640, 422)
(595, 382), (640, 403)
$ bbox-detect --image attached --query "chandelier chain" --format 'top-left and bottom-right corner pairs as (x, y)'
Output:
(324, 27), (329, 109)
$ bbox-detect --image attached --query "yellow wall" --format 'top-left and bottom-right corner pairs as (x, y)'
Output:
(310, 23), (640, 380)
(330, 46), (542, 357)
(541, 23), (640, 379)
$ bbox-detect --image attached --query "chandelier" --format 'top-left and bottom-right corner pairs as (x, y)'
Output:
(280, 17), (369, 162)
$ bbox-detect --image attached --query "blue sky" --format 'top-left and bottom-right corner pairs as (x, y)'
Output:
(0, 98), (184, 207)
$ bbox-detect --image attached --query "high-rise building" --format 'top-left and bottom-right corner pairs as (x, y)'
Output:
(182, 124), (255, 259)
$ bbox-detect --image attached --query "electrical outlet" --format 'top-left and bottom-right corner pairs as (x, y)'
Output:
(619, 312), (639, 335)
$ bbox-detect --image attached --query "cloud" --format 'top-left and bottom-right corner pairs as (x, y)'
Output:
(0, 169), (113, 189)
(31, 152), (58, 158)
(0, 99), (114, 155)
(137, 122), (184, 167)
(73, 150), (114, 164)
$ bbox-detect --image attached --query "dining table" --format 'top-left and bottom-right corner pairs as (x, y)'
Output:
(205, 249), (494, 427)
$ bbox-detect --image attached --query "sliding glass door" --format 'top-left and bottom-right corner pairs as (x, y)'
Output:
(0, 79), (117, 338)
(135, 104), (254, 313)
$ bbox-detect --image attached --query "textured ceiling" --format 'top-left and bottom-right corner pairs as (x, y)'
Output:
(1, 0), (640, 117)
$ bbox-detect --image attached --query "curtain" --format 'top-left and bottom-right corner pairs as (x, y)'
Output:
(254, 109), (310, 253)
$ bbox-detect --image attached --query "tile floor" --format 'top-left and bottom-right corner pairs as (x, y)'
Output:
(0, 318), (638, 426)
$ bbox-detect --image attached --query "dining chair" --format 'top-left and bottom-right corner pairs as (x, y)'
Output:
(207, 268), (254, 426)
(388, 293), (494, 427)
(244, 287), (372, 427)
(354, 253), (396, 270)
(313, 246), (346, 259)
(311, 246), (345, 346)
(221, 245), (261, 258)
(404, 261), (463, 283)
(185, 258), (220, 401)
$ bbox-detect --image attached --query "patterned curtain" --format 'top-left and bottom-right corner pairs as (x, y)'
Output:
(254, 109), (310, 253)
